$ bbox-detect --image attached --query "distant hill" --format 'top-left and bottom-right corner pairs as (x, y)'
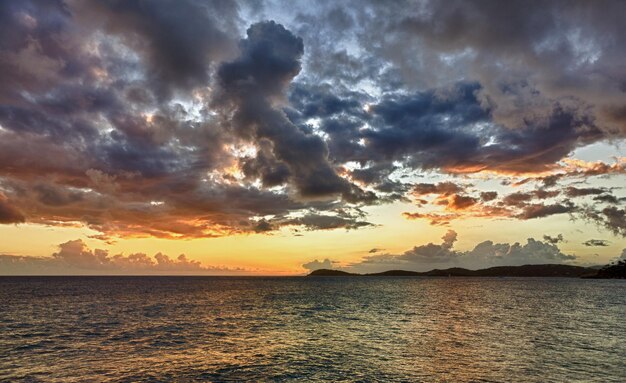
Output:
(308, 269), (359, 276)
(307, 264), (599, 278)
(586, 260), (626, 279)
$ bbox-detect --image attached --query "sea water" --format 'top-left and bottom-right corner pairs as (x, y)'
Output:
(1, 276), (624, 382)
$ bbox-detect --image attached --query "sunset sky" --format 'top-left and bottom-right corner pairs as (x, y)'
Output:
(1, 0), (625, 275)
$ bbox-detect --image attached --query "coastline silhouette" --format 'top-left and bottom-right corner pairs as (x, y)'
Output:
(308, 263), (624, 278)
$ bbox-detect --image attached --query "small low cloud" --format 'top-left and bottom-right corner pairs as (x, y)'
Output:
(412, 182), (465, 197)
(543, 234), (564, 245)
(516, 203), (576, 220)
(583, 239), (610, 247)
(302, 258), (334, 271)
(480, 191), (498, 202)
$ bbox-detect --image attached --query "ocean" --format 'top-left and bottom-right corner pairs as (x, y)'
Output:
(1, 276), (624, 382)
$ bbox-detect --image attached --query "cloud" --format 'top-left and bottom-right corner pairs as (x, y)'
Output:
(543, 234), (564, 245)
(0, 194), (25, 224)
(446, 194), (478, 210)
(583, 206), (626, 237)
(516, 202), (577, 220)
(0, 239), (245, 275)
(402, 211), (459, 226)
(593, 194), (619, 204)
(73, 0), (239, 96)
(565, 187), (608, 198)
(583, 239), (610, 247)
(282, 213), (373, 231)
(347, 231), (576, 273)
(359, 230), (460, 268)
(360, 0), (626, 134)
(513, 158), (626, 188)
(0, 0), (624, 243)
(480, 191), (498, 201)
(0, 3), (382, 240)
(302, 258), (334, 271)
(502, 190), (561, 207)
(412, 182), (465, 197)
(215, 21), (373, 203)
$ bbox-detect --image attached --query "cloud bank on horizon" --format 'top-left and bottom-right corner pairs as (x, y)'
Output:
(2, 231), (624, 275)
(0, 239), (247, 275)
(0, 0), (625, 273)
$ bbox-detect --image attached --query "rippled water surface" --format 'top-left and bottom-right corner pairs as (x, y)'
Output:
(1, 277), (624, 382)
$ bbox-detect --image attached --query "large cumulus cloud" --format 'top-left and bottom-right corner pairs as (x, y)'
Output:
(347, 230), (577, 273)
(0, 0), (624, 243)
(0, 3), (376, 240)
(215, 21), (373, 202)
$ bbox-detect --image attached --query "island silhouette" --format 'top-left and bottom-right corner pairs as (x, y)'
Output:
(307, 263), (625, 278)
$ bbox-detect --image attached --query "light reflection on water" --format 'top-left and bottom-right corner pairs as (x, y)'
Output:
(0, 277), (624, 382)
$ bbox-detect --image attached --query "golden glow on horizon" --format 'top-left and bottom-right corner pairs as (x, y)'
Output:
(1, 198), (622, 274)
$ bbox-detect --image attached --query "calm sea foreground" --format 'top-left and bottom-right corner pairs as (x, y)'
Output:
(1, 276), (624, 382)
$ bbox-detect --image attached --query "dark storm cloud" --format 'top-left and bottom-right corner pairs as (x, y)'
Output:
(240, 140), (291, 188)
(74, 0), (239, 96)
(383, 98), (604, 174)
(288, 82), (367, 121)
(0, 0), (73, 102)
(0, 2), (379, 239)
(352, 0), (626, 134)
(348, 163), (410, 196)
(290, 80), (602, 175)
(215, 21), (374, 203)
(0, 194), (25, 224)
(281, 0), (626, 188)
(0, 0), (624, 241)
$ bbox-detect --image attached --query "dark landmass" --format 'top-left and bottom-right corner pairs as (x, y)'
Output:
(308, 264), (604, 278)
(307, 269), (359, 277)
(585, 260), (626, 279)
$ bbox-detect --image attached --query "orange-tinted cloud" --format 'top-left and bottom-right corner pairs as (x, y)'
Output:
(0, 193), (24, 224)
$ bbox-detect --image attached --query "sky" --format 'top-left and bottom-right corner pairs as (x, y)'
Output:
(0, 0), (625, 275)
